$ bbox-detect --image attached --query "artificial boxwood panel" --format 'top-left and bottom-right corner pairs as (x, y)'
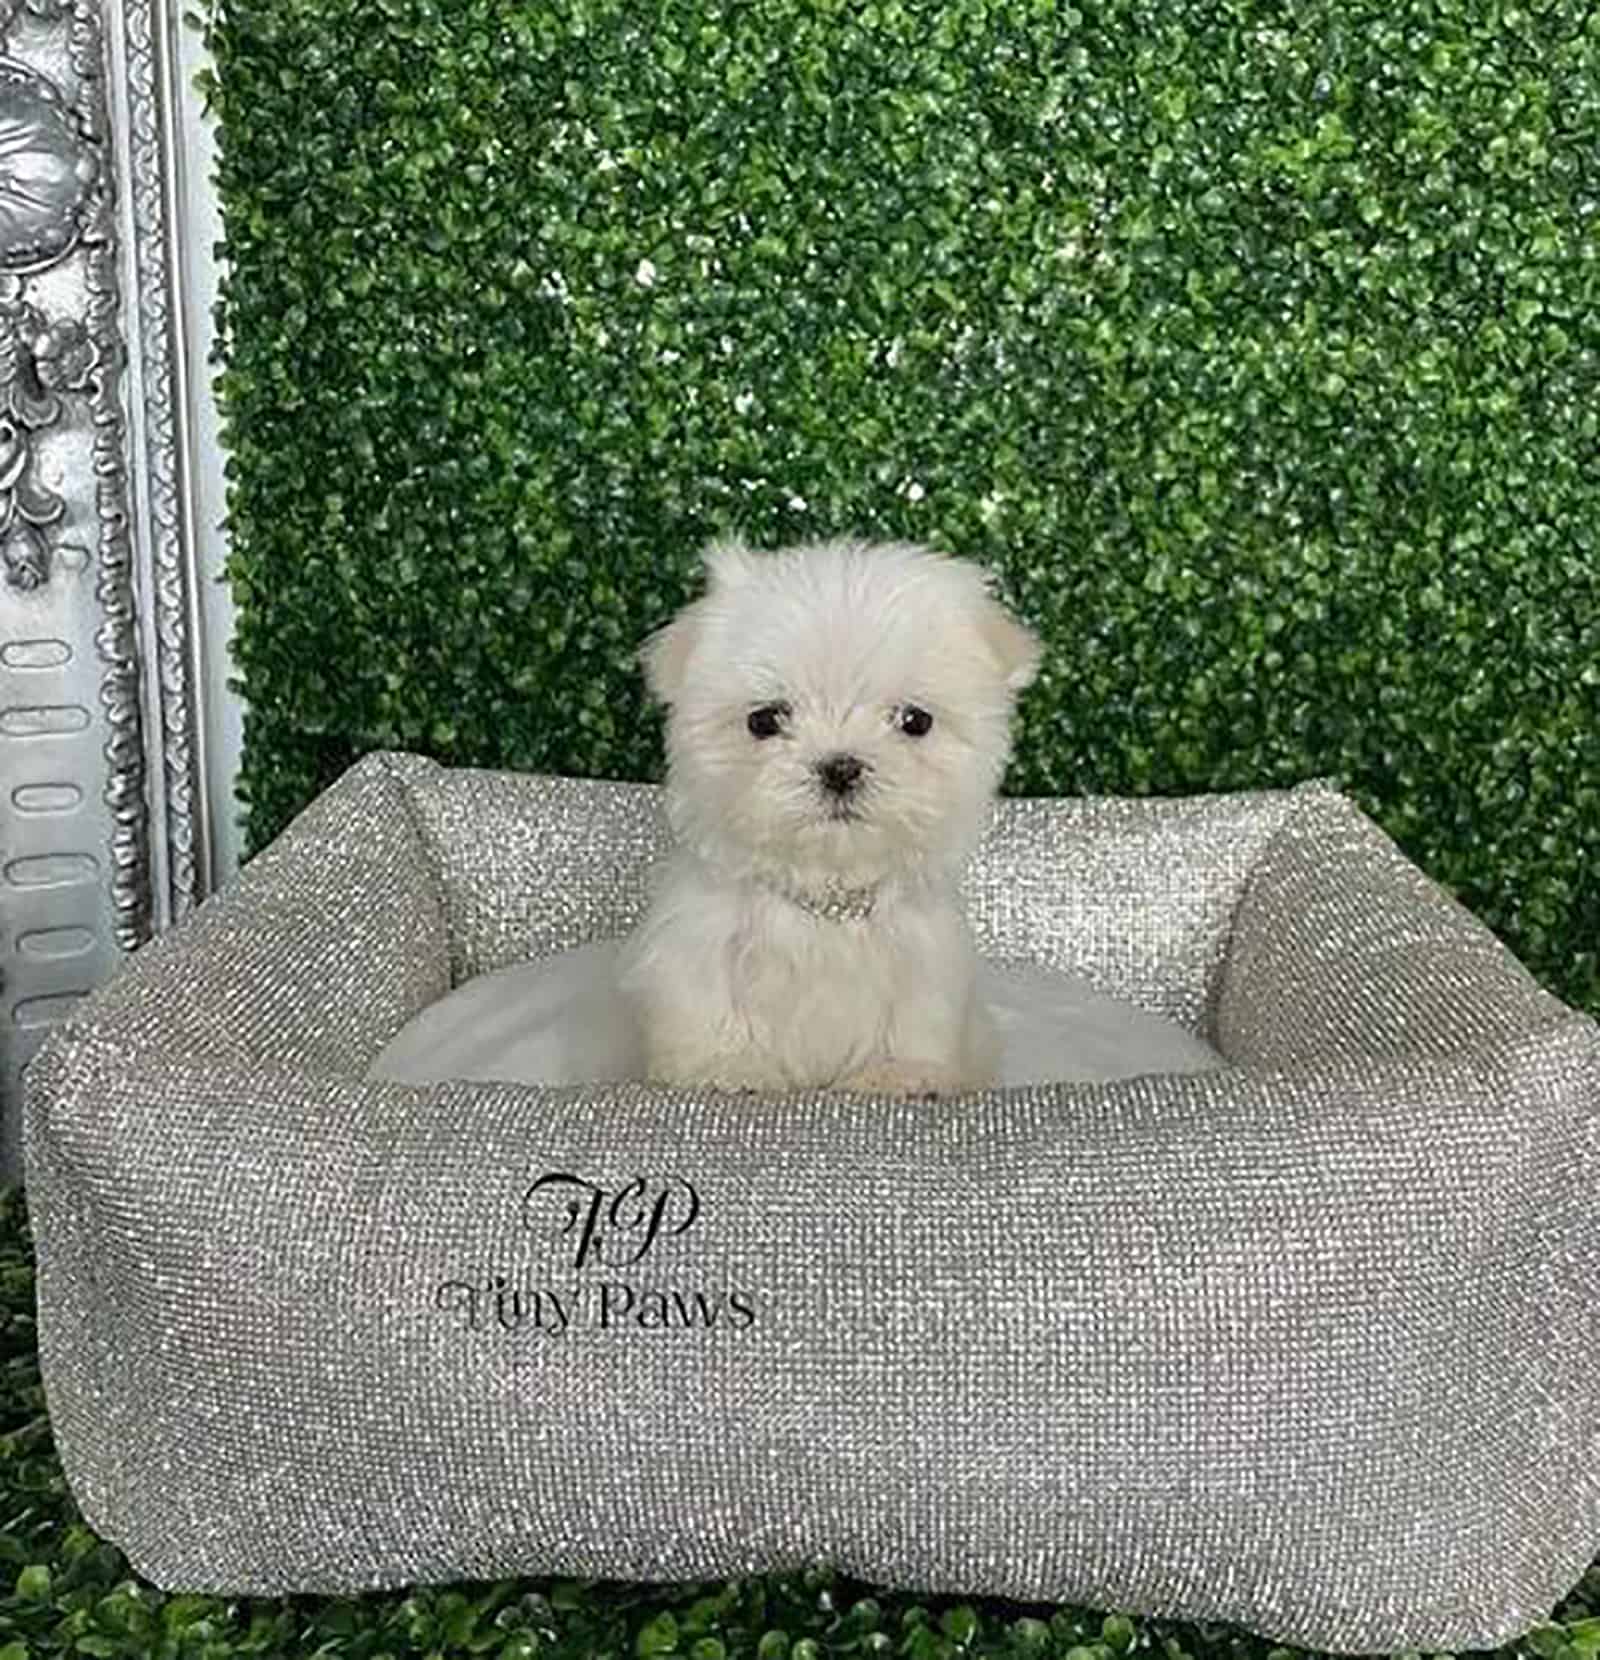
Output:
(203, 0), (1598, 1015)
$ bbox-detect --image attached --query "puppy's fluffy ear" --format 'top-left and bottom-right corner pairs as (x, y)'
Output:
(638, 602), (706, 706)
(639, 537), (753, 703)
(977, 590), (1043, 693)
(701, 534), (759, 590)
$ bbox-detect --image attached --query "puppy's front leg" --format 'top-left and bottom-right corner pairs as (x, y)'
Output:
(834, 919), (997, 1097)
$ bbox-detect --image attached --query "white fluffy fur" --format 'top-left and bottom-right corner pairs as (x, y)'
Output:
(616, 535), (1042, 1094)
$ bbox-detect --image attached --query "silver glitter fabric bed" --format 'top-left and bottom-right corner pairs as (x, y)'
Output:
(22, 750), (1600, 1654)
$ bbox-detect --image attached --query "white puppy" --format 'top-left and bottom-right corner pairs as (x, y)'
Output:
(616, 535), (1041, 1095)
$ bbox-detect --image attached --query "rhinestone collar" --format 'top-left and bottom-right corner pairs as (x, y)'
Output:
(762, 875), (879, 923)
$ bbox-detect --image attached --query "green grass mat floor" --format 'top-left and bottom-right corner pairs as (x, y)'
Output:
(3, 1185), (1596, 1660)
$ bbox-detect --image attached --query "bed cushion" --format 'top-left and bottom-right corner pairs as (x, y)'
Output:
(365, 943), (1229, 1088)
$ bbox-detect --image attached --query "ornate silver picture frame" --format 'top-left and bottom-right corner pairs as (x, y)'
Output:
(0, 0), (237, 1175)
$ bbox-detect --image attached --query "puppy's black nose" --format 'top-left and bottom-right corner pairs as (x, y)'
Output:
(816, 753), (865, 795)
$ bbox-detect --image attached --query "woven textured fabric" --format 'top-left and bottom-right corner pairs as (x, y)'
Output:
(22, 750), (1600, 1653)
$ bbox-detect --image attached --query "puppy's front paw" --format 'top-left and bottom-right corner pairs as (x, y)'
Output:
(648, 1051), (786, 1094)
(836, 1058), (960, 1099)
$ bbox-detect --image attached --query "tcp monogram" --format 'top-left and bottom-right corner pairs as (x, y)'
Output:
(522, 1172), (701, 1269)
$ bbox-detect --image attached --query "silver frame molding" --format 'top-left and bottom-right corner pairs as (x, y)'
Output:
(110, 0), (209, 929)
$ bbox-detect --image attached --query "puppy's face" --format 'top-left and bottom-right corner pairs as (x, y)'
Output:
(641, 537), (1041, 886)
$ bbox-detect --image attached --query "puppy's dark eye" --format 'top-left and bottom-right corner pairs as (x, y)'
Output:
(747, 702), (790, 739)
(898, 705), (933, 737)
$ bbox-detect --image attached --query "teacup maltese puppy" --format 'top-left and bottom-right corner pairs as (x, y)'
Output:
(617, 535), (1041, 1095)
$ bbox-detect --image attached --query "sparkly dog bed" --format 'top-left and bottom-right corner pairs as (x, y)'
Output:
(23, 750), (1600, 1653)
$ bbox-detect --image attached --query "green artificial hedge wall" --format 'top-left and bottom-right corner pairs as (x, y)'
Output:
(204, 0), (1597, 1013)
